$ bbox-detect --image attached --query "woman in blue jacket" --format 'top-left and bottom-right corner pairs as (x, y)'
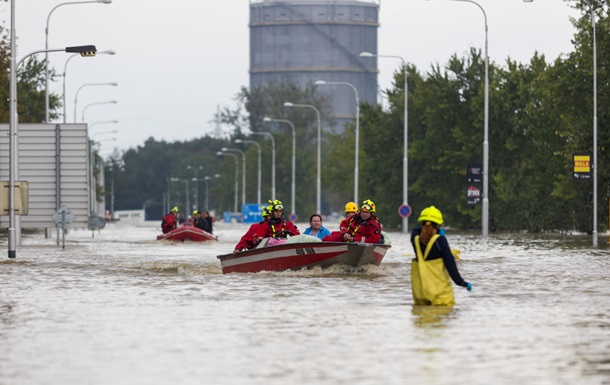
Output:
(303, 214), (331, 240)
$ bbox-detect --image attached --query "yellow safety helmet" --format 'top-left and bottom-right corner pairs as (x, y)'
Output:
(418, 206), (444, 225)
(268, 199), (284, 211)
(171, 206), (179, 213)
(344, 201), (358, 213)
(360, 199), (376, 213)
(192, 210), (200, 215)
(261, 207), (270, 218)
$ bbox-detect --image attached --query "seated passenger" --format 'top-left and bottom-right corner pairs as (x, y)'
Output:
(323, 199), (382, 244)
(303, 214), (331, 240)
(192, 210), (212, 233)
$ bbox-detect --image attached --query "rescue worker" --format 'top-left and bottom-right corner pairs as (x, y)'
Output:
(263, 199), (300, 238)
(344, 201), (358, 218)
(192, 210), (212, 233)
(410, 206), (472, 306)
(233, 206), (272, 254)
(323, 199), (382, 243)
(161, 206), (179, 234)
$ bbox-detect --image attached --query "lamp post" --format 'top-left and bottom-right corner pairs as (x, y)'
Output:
(91, 129), (117, 140)
(8, 41), (97, 258)
(250, 132), (275, 201)
(235, 139), (261, 207)
(222, 147), (246, 207)
(81, 100), (117, 122)
(45, 0), (112, 123)
(89, 120), (118, 130)
(204, 174), (221, 210)
(63, 50), (115, 123)
(170, 178), (189, 216)
(284, 102), (321, 214)
(217, 151), (239, 212)
(188, 165), (203, 210)
(74, 82), (117, 123)
(263, 117), (296, 217)
(428, 0), (489, 241)
(360, 51), (409, 234)
(315, 80), (360, 204)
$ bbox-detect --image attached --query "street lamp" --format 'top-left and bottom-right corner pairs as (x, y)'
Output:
(250, 132), (275, 201)
(74, 82), (118, 123)
(89, 120), (118, 129)
(235, 139), (261, 207)
(82, 100), (117, 122)
(170, 178), (189, 216)
(217, 151), (239, 212)
(7, 41), (97, 258)
(360, 51), (409, 234)
(427, 0), (489, 241)
(284, 102), (321, 214)
(263, 117), (296, 217)
(188, 165), (203, 210)
(204, 174), (221, 211)
(45, 0), (112, 122)
(91, 129), (117, 140)
(63, 50), (115, 123)
(315, 80), (360, 204)
(222, 147), (246, 207)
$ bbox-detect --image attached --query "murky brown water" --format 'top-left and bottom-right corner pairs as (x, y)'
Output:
(1, 222), (609, 385)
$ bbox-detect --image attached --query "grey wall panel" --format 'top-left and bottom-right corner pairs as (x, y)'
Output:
(0, 124), (89, 228)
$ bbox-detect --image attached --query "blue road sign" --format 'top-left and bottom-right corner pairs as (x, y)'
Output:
(289, 213), (298, 222)
(398, 204), (412, 218)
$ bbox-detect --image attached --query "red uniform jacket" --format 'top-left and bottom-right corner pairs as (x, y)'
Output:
(323, 214), (382, 243)
(263, 218), (300, 238)
(234, 221), (269, 252)
(161, 213), (177, 234)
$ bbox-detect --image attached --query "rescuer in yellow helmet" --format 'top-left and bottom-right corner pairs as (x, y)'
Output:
(161, 206), (179, 234)
(410, 206), (472, 306)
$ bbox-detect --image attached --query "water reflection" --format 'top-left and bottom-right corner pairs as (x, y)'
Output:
(411, 305), (455, 329)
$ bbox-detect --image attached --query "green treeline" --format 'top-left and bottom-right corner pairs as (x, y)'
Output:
(2, 4), (609, 232)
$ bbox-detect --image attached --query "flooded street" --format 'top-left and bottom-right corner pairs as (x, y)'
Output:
(1, 221), (609, 385)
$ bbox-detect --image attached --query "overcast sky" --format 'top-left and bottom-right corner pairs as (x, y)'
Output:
(2, 0), (581, 155)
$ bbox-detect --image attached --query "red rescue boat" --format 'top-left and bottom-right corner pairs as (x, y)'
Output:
(157, 224), (217, 242)
(217, 239), (390, 274)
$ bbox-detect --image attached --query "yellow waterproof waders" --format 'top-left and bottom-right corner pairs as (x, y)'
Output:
(411, 234), (455, 306)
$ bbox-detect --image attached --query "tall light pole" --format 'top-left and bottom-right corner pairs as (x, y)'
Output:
(45, 0), (112, 123)
(217, 151), (239, 212)
(81, 100), (117, 122)
(63, 50), (115, 123)
(170, 178), (189, 215)
(188, 165), (203, 210)
(360, 51), (409, 234)
(264, 117), (296, 217)
(315, 80), (360, 204)
(91, 129), (117, 140)
(250, 132), (275, 201)
(222, 148), (246, 206)
(89, 120), (118, 130)
(428, 0), (489, 241)
(284, 102), (321, 214)
(74, 82), (117, 123)
(204, 174), (221, 211)
(235, 139), (261, 207)
(8, 42), (97, 258)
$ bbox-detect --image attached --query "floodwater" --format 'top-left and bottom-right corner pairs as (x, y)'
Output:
(0, 221), (609, 385)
